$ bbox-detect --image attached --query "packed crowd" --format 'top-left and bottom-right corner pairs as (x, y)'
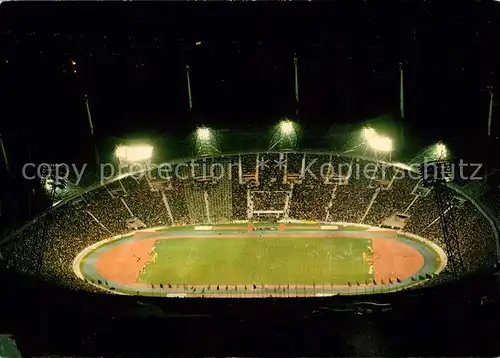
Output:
(0, 152), (497, 292)
(252, 190), (288, 211)
(120, 177), (167, 228)
(367, 172), (415, 224)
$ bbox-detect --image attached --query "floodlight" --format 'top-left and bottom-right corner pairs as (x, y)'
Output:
(368, 135), (393, 152)
(280, 120), (294, 135)
(194, 127), (220, 156)
(43, 178), (53, 193)
(269, 119), (299, 150)
(115, 145), (153, 162)
(362, 127), (377, 141)
(435, 143), (447, 158)
(196, 127), (211, 141)
(361, 126), (393, 152)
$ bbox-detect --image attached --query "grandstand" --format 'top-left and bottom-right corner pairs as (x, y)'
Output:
(0, 148), (497, 297)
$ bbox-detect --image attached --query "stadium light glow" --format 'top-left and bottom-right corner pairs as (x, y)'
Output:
(196, 127), (211, 141)
(280, 120), (295, 135)
(194, 126), (220, 156)
(115, 145), (153, 162)
(269, 119), (299, 150)
(369, 135), (393, 152)
(362, 126), (393, 152)
(43, 178), (54, 193)
(362, 127), (378, 141)
(435, 142), (447, 158)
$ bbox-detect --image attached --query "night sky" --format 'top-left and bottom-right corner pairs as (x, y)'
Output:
(1, 1), (500, 165)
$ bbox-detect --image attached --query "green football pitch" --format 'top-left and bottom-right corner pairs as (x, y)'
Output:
(137, 235), (373, 285)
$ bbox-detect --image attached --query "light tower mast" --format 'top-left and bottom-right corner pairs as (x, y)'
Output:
(399, 62), (405, 120)
(0, 134), (9, 174)
(294, 53), (299, 116)
(186, 64), (193, 112)
(487, 86), (494, 138)
(84, 94), (100, 169)
(420, 147), (465, 279)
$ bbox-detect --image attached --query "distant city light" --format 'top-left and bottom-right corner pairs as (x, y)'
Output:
(196, 41), (202, 46)
(71, 60), (76, 65)
(115, 145), (153, 162)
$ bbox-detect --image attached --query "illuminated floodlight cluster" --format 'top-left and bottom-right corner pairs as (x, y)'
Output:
(194, 126), (220, 156)
(280, 120), (295, 135)
(196, 126), (211, 141)
(269, 119), (299, 151)
(362, 127), (377, 141)
(362, 126), (393, 152)
(115, 144), (153, 162)
(435, 142), (447, 159)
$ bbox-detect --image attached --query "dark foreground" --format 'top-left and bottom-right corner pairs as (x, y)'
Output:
(1, 268), (500, 357)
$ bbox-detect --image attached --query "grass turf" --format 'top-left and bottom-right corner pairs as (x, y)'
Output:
(137, 235), (373, 285)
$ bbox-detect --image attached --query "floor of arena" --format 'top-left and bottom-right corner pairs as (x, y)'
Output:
(75, 224), (443, 297)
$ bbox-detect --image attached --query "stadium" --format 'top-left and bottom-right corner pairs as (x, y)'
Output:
(4, 3), (500, 356)
(0, 122), (497, 298)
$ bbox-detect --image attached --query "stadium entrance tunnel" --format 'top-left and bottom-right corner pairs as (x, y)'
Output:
(73, 224), (445, 297)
